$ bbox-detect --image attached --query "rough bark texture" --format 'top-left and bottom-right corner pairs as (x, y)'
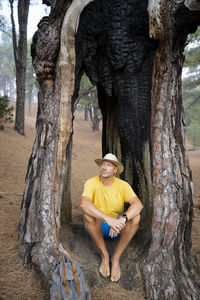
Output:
(19, 0), (73, 281)
(18, 0), (200, 298)
(143, 1), (200, 299)
(18, 0), (94, 283)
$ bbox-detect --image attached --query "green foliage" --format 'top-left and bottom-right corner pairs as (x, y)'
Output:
(0, 31), (15, 98)
(0, 1), (11, 37)
(77, 74), (102, 131)
(187, 119), (200, 147)
(183, 26), (200, 147)
(183, 85), (200, 146)
(79, 74), (95, 105)
(185, 27), (200, 47)
(182, 76), (200, 91)
(0, 15), (7, 32)
(0, 96), (14, 129)
(184, 47), (200, 72)
(79, 74), (100, 112)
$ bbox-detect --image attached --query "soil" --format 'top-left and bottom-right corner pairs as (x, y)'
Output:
(0, 105), (200, 299)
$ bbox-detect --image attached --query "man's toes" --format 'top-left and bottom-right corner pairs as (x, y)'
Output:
(110, 260), (121, 281)
(99, 260), (110, 277)
(99, 267), (109, 278)
(110, 271), (121, 282)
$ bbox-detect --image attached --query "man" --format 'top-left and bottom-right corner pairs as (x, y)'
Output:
(80, 153), (143, 282)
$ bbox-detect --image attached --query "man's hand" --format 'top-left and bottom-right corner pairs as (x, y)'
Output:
(109, 217), (126, 237)
(105, 216), (126, 233)
(109, 228), (119, 238)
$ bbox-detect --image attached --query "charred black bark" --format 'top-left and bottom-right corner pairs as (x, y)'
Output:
(73, 0), (158, 232)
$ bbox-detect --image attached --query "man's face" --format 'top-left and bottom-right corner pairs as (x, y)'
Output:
(100, 160), (117, 178)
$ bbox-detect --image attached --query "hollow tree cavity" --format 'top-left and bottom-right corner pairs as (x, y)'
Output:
(73, 0), (158, 233)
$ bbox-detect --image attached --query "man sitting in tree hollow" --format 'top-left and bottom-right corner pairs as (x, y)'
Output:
(80, 153), (143, 282)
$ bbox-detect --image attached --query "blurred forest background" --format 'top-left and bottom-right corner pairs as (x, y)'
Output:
(183, 27), (200, 147)
(0, 1), (199, 144)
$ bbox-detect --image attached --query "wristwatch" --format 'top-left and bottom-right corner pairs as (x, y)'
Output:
(122, 214), (128, 223)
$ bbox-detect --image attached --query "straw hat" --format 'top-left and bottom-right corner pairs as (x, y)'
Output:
(95, 153), (124, 175)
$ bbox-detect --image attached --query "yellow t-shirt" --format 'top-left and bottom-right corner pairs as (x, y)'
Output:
(82, 176), (137, 218)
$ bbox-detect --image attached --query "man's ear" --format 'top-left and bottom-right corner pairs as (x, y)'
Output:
(114, 166), (118, 176)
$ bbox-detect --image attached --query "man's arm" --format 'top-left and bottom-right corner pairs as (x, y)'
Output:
(109, 196), (143, 238)
(125, 196), (143, 220)
(80, 196), (126, 233)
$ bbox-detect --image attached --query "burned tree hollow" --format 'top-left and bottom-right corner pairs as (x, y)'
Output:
(72, 0), (158, 233)
(18, 0), (200, 298)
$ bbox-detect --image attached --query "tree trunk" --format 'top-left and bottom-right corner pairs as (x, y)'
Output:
(27, 83), (33, 117)
(18, 0), (200, 297)
(15, 65), (26, 134)
(9, 0), (30, 136)
(84, 104), (89, 120)
(92, 114), (101, 132)
(142, 1), (200, 298)
(18, 0), (93, 282)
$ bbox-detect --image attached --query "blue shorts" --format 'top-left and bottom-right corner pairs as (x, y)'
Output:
(84, 217), (120, 240)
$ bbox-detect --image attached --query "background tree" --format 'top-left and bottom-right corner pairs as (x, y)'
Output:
(26, 39), (37, 117)
(0, 95), (14, 129)
(0, 12), (10, 35)
(87, 91), (102, 132)
(0, 31), (15, 99)
(9, 0), (30, 135)
(76, 74), (93, 120)
(183, 26), (200, 146)
(77, 74), (102, 131)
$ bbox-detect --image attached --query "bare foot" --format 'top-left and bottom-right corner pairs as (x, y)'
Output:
(110, 258), (121, 282)
(99, 256), (110, 278)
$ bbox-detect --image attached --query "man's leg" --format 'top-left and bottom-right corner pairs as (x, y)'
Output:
(83, 213), (110, 277)
(111, 214), (140, 282)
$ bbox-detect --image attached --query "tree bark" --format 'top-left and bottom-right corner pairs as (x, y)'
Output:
(75, 0), (156, 234)
(142, 1), (200, 299)
(18, 0), (200, 297)
(9, 0), (30, 136)
(18, 0), (93, 282)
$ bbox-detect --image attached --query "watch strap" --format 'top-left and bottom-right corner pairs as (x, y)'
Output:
(122, 214), (128, 223)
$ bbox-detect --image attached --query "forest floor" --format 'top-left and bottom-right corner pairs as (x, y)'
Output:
(0, 106), (200, 299)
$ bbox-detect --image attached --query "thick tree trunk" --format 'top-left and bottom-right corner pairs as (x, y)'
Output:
(18, 0), (200, 297)
(18, 0), (93, 282)
(142, 1), (200, 299)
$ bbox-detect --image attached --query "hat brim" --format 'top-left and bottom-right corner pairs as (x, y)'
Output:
(95, 158), (124, 175)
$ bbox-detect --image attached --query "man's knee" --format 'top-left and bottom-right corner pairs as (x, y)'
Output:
(83, 213), (98, 225)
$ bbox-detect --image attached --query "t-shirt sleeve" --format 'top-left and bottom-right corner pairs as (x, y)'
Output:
(124, 182), (137, 203)
(82, 179), (95, 201)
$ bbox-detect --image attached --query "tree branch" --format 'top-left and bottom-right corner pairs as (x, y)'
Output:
(74, 85), (96, 108)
